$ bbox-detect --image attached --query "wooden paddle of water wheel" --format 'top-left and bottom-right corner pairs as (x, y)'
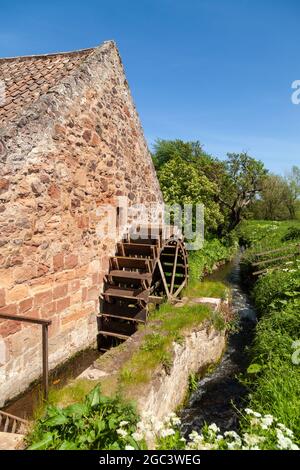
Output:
(97, 225), (189, 351)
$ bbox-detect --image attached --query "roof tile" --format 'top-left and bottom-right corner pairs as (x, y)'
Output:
(0, 48), (95, 126)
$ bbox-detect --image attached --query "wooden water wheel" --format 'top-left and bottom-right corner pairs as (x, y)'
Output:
(97, 225), (189, 351)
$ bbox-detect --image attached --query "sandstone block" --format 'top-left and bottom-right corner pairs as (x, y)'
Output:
(19, 297), (33, 314)
(7, 284), (29, 303)
(53, 253), (64, 271)
(0, 320), (21, 337)
(0, 288), (5, 308)
(34, 289), (53, 307)
(65, 254), (78, 270)
(53, 283), (68, 300)
(56, 296), (70, 313)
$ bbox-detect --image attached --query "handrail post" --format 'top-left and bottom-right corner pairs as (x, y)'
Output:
(42, 324), (49, 401)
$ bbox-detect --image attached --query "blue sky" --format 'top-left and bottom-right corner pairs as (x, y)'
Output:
(1, 0), (299, 174)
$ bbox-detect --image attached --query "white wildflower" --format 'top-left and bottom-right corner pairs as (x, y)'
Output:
(117, 428), (128, 438)
(285, 428), (294, 438)
(250, 417), (260, 427)
(171, 416), (181, 426)
(125, 445), (135, 450)
(163, 413), (176, 424)
(276, 429), (294, 450)
(208, 423), (220, 433)
(227, 442), (239, 450)
(119, 420), (129, 427)
(277, 423), (294, 437)
(132, 431), (144, 442)
(224, 430), (241, 440)
(189, 430), (203, 444)
(260, 415), (273, 429)
(243, 433), (265, 447)
(160, 428), (176, 438)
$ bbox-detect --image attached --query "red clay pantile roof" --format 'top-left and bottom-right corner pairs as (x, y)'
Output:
(0, 48), (95, 126)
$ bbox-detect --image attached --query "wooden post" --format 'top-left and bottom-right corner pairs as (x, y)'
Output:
(42, 324), (49, 401)
(170, 242), (179, 295)
(158, 259), (170, 299)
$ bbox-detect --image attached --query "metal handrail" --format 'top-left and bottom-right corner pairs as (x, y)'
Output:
(0, 313), (52, 400)
(0, 410), (28, 434)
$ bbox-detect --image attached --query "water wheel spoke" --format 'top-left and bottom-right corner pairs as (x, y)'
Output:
(158, 259), (171, 299)
(170, 242), (179, 295)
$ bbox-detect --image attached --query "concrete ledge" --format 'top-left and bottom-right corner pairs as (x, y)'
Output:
(75, 298), (228, 421)
(0, 432), (24, 450)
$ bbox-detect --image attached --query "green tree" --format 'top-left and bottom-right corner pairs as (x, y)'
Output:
(285, 166), (300, 219)
(218, 153), (267, 231)
(153, 141), (267, 234)
(249, 174), (290, 220)
(157, 155), (224, 232)
(153, 139), (205, 169)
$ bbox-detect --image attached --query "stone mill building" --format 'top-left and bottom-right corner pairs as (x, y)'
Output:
(0, 41), (163, 405)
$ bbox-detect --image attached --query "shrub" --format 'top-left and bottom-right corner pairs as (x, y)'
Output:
(282, 226), (300, 242)
(27, 386), (143, 450)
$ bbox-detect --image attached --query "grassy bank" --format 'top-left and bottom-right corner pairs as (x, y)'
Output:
(238, 220), (300, 443)
(185, 238), (236, 299)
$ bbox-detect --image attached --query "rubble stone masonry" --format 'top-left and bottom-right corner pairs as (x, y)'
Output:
(0, 41), (163, 405)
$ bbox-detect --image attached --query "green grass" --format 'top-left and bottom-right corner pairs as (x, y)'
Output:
(120, 303), (211, 386)
(47, 379), (97, 408)
(183, 238), (235, 301)
(238, 219), (300, 280)
(245, 301), (300, 440)
(185, 280), (229, 300)
(238, 219), (300, 250)
(240, 219), (300, 442)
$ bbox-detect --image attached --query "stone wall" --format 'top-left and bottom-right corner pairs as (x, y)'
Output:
(137, 326), (226, 422)
(0, 41), (163, 405)
(78, 317), (226, 449)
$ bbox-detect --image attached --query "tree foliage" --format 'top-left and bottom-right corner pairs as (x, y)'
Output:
(219, 152), (267, 230)
(249, 167), (300, 221)
(153, 140), (268, 234)
(157, 155), (223, 231)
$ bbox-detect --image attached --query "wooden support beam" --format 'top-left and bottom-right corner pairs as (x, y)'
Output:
(173, 280), (187, 298)
(158, 259), (170, 299)
(170, 242), (179, 295)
